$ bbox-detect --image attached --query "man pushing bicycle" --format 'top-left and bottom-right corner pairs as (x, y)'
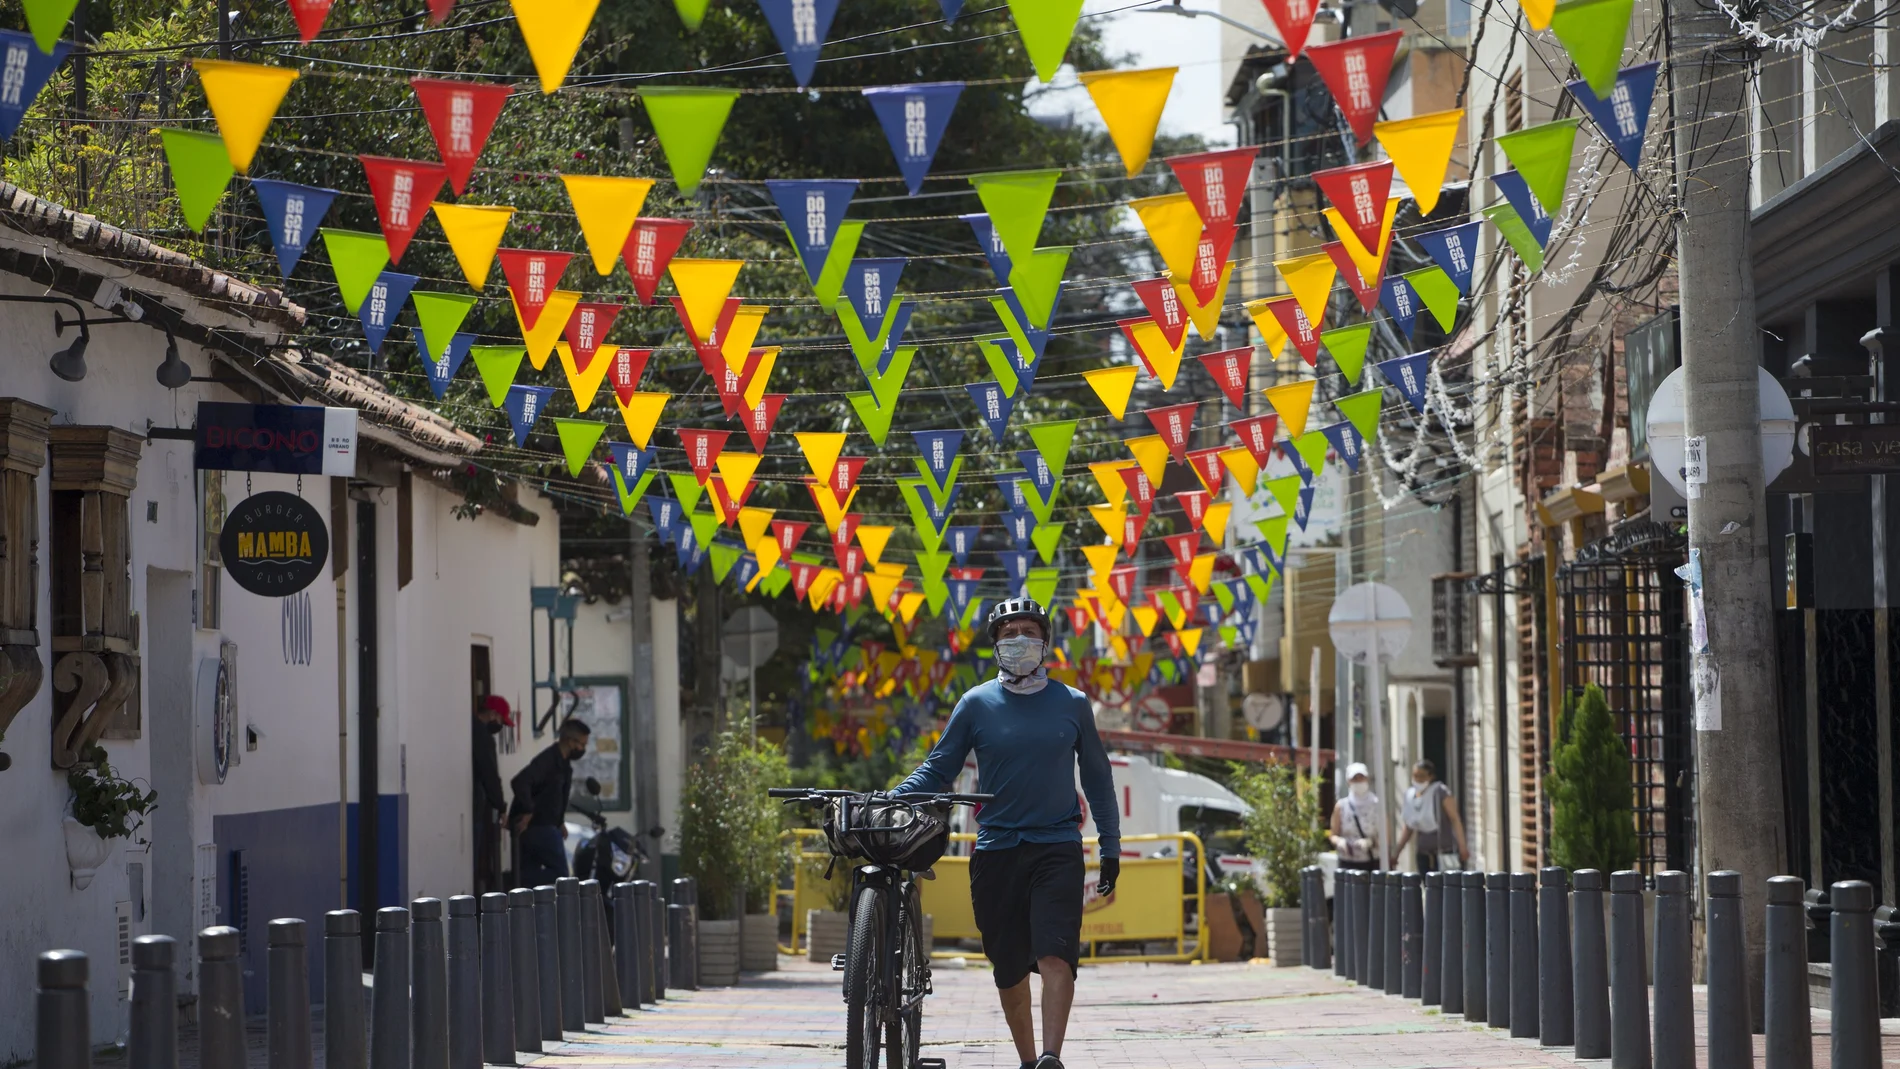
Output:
(892, 597), (1121, 1069)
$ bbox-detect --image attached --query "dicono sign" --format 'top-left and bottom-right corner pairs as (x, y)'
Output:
(219, 490), (330, 597)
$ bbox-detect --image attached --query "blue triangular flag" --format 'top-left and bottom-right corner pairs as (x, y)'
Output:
(996, 474), (1031, 513)
(359, 271), (419, 354)
(947, 525), (979, 564)
(1294, 486), (1314, 530)
(1016, 450), (1056, 498)
(765, 178), (858, 284)
(1412, 221), (1481, 296)
(648, 493), (681, 545)
(609, 442), (655, 484)
(734, 554), (761, 590)
(962, 213), (1013, 285)
(862, 82), (964, 196)
(1003, 509), (1034, 548)
(1231, 578), (1256, 616)
(1203, 603), (1224, 627)
(1321, 420), (1364, 472)
(843, 257), (907, 341)
(1377, 352), (1432, 413)
(1236, 619), (1257, 647)
(920, 483), (958, 529)
(756, 0), (844, 88)
(1490, 170), (1554, 248)
(912, 429), (963, 489)
(999, 549), (1034, 582)
(676, 525), (703, 572)
(999, 286), (1059, 365)
(948, 578), (977, 614)
(965, 381), (1015, 439)
(503, 385), (557, 447)
(1566, 62), (1659, 172)
(939, 0), (964, 20)
(0, 32), (68, 141)
(1278, 438), (1313, 484)
(251, 178), (339, 280)
(422, 333), (475, 400)
(1380, 276), (1420, 342)
(873, 301), (915, 377)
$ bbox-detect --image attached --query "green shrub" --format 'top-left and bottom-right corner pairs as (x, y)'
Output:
(1547, 684), (1639, 874)
(680, 731), (790, 920)
(1230, 762), (1327, 908)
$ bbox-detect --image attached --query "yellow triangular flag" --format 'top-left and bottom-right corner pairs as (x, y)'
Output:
(432, 203), (514, 290)
(557, 342), (615, 412)
(1179, 626), (1204, 655)
(1131, 605), (1159, 637)
(1264, 379), (1317, 440)
(1322, 197), (1400, 284)
(1244, 297), (1291, 361)
(897, 591), (926, 626)
(752, 536), (781, 583)
(1219, 447), (1260, 496)
(1173, 261), (1233, 341)
(1275, 253), (1337, 330)
(519, 289), (581, 371)
(668, 259), (745, 340)
(193, 60), (299, 175)
(1520, 0), (1555, 31)
(1082, 543), (1120, 586)
(1125, 318), (1186, 389)
(1374, 109), (1465, 217)
(510, 0), (603, 93)
(1162, 597), (1187, 630)
(1100, 597), (1127, 633)
(561, 174), (654, 274)
(615, 391), (670, 449)
(1088, 503), (1126, 539)
(796, 432), (848, 482)
(1129, 193), (1203, 283)
(743, 346), (780, 411)
(814, 570), (846, 611)
(866, 571), (904, 613)
(1125, 434), (1169, 488)
(858, 525), (894, 568)
(1089, 461), (1131, 510)
(716, 451), (762, 505)
(738, 506), (776, 549)
(1082, 365), (1140, 419)
(1188, 554), (1215, 594)
(813, 484), (856, 531)
(1077, 67), (1177, 178)
(720, 304), (768, 370)
(1203, 503), (1233, 548)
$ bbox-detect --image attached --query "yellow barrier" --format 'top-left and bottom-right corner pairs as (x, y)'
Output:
(779, 829), (1209, 964)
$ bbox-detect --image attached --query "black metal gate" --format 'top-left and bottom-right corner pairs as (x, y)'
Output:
(1557, 520), (1693, 875)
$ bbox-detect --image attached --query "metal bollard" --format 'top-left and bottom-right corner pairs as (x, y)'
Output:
(638, 880), (666, 1001)
(200, 926), (247, 1069)
(1830, 880), (1879, 1069)
(1462, 871), (1487, 1022)
(556, 878), (587, 1030)
(1764, 876), (1811, 1069)
(1509, 872), (1539, 1038)
(1421, 872), (1441, 1005)
(325, 911), (368, 1069)
(479, 893), (516, 1065)
(612, 883), (644, 1009)
(1538, 868), (1573, 1047)
(1703, 872), (1750, 1069)
(534, 885), (563, 1039)
(668, 903), (692, 989)
(268, 919), (313, 1069)
(38, 950), (90, 1069)
(672, 878), (700, 990)
(411, 900), (448, 1069)
(1300, 867), (1316, 968)
(1651, 871), (1692, 1069)
(1366, 872), (1386, 989)
(1439, 871), (1464, 1014)
(578, 880), (605, 1023)
(1400, 872), (1422, 998)
(445, 897), (481, 1069)
(129, 936), (177, 1069)
(596, 887), (624, 1016)
(1311, 868), (1330, 970)
(1609, 870), (1652, 1069)
(1384, 872), (1403, 995)
(507, 889), (543, 1052)
(370, 909), (411, 1069)
(1336, 870), (1355, 981)
(1485, 872), (1511, 1030)
(1572, 870), (1611, 1060)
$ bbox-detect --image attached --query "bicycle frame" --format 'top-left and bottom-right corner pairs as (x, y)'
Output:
(848, 862), (927, 1014)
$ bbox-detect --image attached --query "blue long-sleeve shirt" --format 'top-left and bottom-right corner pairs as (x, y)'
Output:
(895, 678), (1121, 858)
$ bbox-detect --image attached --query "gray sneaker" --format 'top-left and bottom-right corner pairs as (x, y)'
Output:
(1033, 1056), (1065, 1069)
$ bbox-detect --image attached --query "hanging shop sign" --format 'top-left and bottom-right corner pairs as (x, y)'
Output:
(1810, 423), (1900, 475)
(218, 491), (330, 596)
(194, 402), (357, 476)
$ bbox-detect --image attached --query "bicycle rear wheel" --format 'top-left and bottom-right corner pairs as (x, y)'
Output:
(845, 885), (886, 1069)
(886, 884), (925, 1069)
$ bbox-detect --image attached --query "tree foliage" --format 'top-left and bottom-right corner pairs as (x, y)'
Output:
(1547, 684), (1639, 874)
(1230, 761), (1326, 908)
(678, 729), (790, 918)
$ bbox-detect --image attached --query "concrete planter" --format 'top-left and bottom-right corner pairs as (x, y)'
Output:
(698, 918), (742, 987)
(807, 909), (849, 963)
(1264, 907), (1303, 967)
(742, 912), (779, 972)
(62, 808), (113, 891)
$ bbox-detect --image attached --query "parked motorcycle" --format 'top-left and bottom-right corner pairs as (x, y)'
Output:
(567, 776), (662, 886)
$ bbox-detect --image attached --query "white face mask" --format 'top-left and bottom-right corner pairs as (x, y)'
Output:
(1349, 781), (1370, 799)
(994, 636), (1046, 676)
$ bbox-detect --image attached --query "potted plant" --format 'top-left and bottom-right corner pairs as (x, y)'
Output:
(1548, 685), (1644, 972)
(65, 743), (157, 890)
(680, 731), (785, 984)
(1233, 761), (1325, 966)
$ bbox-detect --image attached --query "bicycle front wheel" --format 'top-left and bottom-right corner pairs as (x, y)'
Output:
(886, 884), (925, 1069)
(845, 885), (886, 1069)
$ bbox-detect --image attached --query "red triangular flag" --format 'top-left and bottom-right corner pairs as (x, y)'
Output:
(772, 520), (809, 556)
(564, 302), (623, 370)
(1188, 233), (1227, 306)
(1166, 146), (1259, 252)
(425, 0), (454, 22)
(1117, 466), (1155, 518)
(671, 295), (742, 378)
(1265, 296), (1321, 366)
(831, 457), (868, 499)
(1176, 490), (1209, 531)
(1122, 512), (1147, 558)
(609, 348), (654, 406)
(1144, 401), (1199, 463)
(1312, 161), (1394, 254)
(831, 513), (861, 556)
(1176, 584), (1201, 617)
(715, 348), (771, 418)
(1304, 31), (1404, 146)
(625, 218), (694, 305)
(741, 394), (786, 452)
(411, 78), (512, 196)
(1187, 448), (1226, 494)
(710, 473), (757, 522)
(1196, 346), (1251, 409)
(1323, 241), (1384, 314)
(358, 156), (449, 265)
(287, 0), (332, 42)
(1131, 276), (1189, 349)
(678, 429), (730, 485)
(497, 249), (573, 330)
(1231, 414), (1279, 466)
(1260, 0), (1320, 56)
(1109, 566), (1136, 604)
(838, 543), (866, 578)
(1164, 532), (1201, 567)
(791, 561), (820, 599)
(1117, 318), (1171, 382)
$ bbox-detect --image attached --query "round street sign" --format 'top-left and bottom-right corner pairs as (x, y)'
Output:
(218, 491), (329, 597)
(1243, 691), (1285, 732)
(1327, 582), (1413, 666)
(721, 605), (781, 669)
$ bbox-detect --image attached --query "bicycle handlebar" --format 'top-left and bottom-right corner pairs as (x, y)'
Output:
(767, 787), (993, 806)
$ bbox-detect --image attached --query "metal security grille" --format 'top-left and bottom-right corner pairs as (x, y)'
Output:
(1557, 521), (1693, 875)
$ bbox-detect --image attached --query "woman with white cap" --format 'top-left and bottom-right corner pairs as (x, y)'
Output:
(1329, 762), (1384, 870)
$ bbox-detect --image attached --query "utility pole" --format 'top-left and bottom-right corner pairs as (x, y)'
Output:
(1669, 0), (1784, 1024)
(627, 525), (661, 882)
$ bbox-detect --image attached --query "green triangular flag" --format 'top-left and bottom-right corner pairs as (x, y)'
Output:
(897, 478), (948, 553)
(761, 566), (792, 597)
(916, 549), (951, 586)
(1011, 246), (1071, 330)
(1263, 474), (1303, 518)
(1030, 522), (1065, 564)
(913, 455), (964, 500)
(1021, 477), (1057, 526)
(1067, 632), (1091, 661)
(640, 87), (741, 198)
(1158, 659), (1178, 683)
(1319, 322), (1373, 386)
(469, 346), (526, 407)
(1025, 566), (1061, 608)
(1158, 590), (1182, 617)
(1219, 625), (1239, 648)
(924, 577), (950, 616)
(612, 468), (657, 515)
(842, 298), (908, 378)
(412, 291), (479, 361)
(1494, 119), (1581, 219)
(158, 128), (235, 234)
(1403, 266), (1461, 333)
(553, 419), (606, 477)
(1483, 204), (1546, 274)
(1334, 389), (1385, 445)
(847, 392), (898, 445)
(1292, 431), (1329, 479)
(1005, 0), (1085, 82)
(1550, 0), (1634, 96)
(1245, 572), (1273, 601)
(669, 472), (707, 514)
(688, 508), (720, 555)
(869, 347), (916, 409)
(815, 221), (866, 310)
(673, 0), (712, 30)
(990, 298), (1044, 382)
(1028, 419), (1079, 478)
(708, 541), (741, 583)
(959, 599), (982, 630)
(969, 169), (1062, 266)
(23, 0), (79, 53)
(979, 335), (1021, 398)
(1254, 513), (1290, 557)
(1213, 581), (1235, 614)
(322, 229), (393, 317)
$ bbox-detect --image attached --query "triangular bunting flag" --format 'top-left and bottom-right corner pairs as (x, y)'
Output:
(1403, 266), (1461, 332)
(1494, 119), (1582, 219)
(1275, 252), (1337, 330)
(192, 59), (299, 174)
(552, 419), (606, 476)
(1377, 353), (1431, 413)
(1335, 389), (1386, 443)
(668, 258), (745, 341)
(411, 78), (512, 194)
(1082, 366), (1140, 420)
(510, 0), (603, 93)
(1005, 0), (1085, 81)
(966, 381), (1016, 439)
(1197, 347), (1251, 408)
(498, 248), (573, 329)
(252, 180), (337, 280)
(358, 271), (418, 354)
(158, 128), (235, 234)
(503, 385), (556, 446)
(431, 202), (513, 289)
(1303, 31), (1403, 146)
(641, 87), (741, 197)
(1549, 0), (1636, 96)
(562, 174), (654, 274)
(1125, 435), (1169, 488)
(1566, 62), (1659, 171)
(1381, 276), (1421, 341)
(1078, 67), (1176, 177)
(758, 0), (844, 88)
(1320, 322), (1373, 386)
(1145, 402), (1198, 464)
(1264, 379), (1317, 439)
(767, 179), (858, 284)
(321, 229), (391, 317)
(616, 392), (670, 449)
(1311, 161), (1395, 254)
(1413, 222), (1482, 295)
(1372, 108), (1465, 216)
(358, 156), (448, 264)
(864, 83), (964, 196)
(1484, 202), (1547, 273)
(969, 169), (1061, 267)
(470, 346), (526, 407)
(625, 218), (694, 304)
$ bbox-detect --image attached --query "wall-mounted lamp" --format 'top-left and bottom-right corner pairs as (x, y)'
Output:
(155, 330), (190, 389)
(0, 292), (189, 388)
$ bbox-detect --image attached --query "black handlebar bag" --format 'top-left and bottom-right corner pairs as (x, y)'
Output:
(825, 797), (952, 871)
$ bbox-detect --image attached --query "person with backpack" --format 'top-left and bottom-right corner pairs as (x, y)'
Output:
(1393, 759), (1471, 872)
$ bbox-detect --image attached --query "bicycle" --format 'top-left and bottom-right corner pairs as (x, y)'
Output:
(771, 787), (992, 1069)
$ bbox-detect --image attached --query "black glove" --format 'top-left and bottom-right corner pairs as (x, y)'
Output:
(1097, 856), (1120, 898)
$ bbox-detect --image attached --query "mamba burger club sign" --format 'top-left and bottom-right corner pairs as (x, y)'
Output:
(219, 491), (329, 596)
(194, 403), (355, 597)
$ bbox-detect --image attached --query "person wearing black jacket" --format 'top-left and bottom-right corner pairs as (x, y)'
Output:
(472, 696), (511, 892)
(510, 717), (590, 888)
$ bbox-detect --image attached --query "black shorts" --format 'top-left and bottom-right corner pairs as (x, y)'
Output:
(969, 840), (1085, 989)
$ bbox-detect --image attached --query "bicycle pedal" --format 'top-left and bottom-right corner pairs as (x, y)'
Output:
(831, 954), (847, 971)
